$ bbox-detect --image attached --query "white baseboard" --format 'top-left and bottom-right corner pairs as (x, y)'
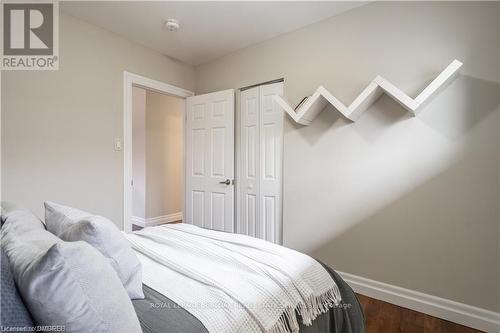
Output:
(131, 216), (146, 227)
(131, 212), (182, 228)
(146, 212), (182, 226)
(339, 271), (500, 332)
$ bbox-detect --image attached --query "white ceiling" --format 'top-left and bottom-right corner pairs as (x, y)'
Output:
(61, 1), (365, 66)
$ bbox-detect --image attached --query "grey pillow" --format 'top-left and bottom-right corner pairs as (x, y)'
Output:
(44, 202), (144, 299)
(1, 201), (45, 229)
(1, 205), (143, 333)
(1, 247), (34, 328)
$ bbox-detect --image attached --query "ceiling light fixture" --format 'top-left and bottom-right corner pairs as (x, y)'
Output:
(165, 19), (180, 32)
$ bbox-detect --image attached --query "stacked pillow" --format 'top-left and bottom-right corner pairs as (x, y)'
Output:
(44, 201), (144, 299)
(1, 246), (34, 328)
(0, 203), (142, 333)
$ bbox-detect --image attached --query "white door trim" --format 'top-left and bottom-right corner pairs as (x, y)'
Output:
(123, 72), (194, 232)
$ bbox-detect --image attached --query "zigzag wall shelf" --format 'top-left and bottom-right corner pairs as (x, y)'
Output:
(274, 59), (463, 125)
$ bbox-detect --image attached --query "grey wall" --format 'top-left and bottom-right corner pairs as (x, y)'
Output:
(1, 14), (195, 225)
(132, 87), (146, 219)
(145, 91), (183, 219)
(196, 2), (500, 311)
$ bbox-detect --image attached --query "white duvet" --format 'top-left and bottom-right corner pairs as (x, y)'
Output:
(126, 223), (341, 333)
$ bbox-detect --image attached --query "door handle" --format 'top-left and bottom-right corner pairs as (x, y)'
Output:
(219, 179), (231, 185)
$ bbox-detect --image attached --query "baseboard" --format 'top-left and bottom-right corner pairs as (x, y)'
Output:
(132, 212), (183, 228)
(131, 216), (146, 227)
(339, 271), (500, 332)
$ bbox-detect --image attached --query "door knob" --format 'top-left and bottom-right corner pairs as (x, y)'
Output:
(219, 179), (231, 185)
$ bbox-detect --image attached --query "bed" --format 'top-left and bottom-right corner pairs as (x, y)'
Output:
(1, 204), (364, 333)
(127, 224), (365, 333)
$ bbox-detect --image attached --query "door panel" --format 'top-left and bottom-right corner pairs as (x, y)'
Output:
(245, 194), (256, 236)
(211, 192), (225, 230)
(238, 83), (283, 244)
(186, 89), (234, 232)
(239, 87), (260, 238)
(263, 196), (276, 242)
(260, 83), (283, 244)
(192, 129), (206, 176)
(246, 126), (257, 179)
(192, 190), (204, 226)
(211, 127), (226, 177)
(263, 124), (277, 179)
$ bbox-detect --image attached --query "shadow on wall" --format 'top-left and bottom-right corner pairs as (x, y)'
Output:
(309, 146), (500, 311)
(418, 75), (500, 140)
(299, 76), (500, 311)
(351, 95), (413, 142)
(286, 105), (349, 145)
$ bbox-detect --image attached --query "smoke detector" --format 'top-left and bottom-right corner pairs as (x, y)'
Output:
(165, 19), (180, 32)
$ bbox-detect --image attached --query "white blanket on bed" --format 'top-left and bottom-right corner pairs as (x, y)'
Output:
(126, 224), (341, 333)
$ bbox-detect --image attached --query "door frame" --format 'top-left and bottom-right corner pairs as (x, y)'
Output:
(123, 72), (194, 232)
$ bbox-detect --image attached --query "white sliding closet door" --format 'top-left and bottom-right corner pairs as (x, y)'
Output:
(239, 82), (284, 244)
(186, 89), (235, 232)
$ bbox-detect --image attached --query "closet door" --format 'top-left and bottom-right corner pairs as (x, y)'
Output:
(259, 83), (284, 244)
(238, 82), (283, 244)
(239, 87), (260, 237)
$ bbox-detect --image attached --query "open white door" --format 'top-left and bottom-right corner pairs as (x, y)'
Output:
(185, 89), (235, 232)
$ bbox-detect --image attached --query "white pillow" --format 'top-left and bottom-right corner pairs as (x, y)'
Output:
(1, 206), (142, 333)
(44, 202), (144, 299)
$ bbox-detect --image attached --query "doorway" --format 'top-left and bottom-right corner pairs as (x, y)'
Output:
(130, 87), (185, 231)
(123, 72), (194, 232)
(123, 73), (236, 234)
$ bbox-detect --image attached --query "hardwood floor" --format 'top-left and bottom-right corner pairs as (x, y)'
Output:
(357, 294), (484, 333)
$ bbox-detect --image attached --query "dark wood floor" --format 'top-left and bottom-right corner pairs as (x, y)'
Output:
(132, 224), (143, 231)
(357, 294), (484, 333)
(132, 220), (182, 231)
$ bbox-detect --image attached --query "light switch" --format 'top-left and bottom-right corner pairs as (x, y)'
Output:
(114, 138), (123, 151)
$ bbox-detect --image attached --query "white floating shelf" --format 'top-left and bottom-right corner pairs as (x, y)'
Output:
(274, 59), (463, 125)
